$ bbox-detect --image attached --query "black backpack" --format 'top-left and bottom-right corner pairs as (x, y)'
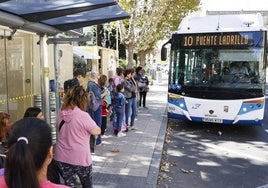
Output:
(63, 78), (78, 93)
(0, 145), (6, 169)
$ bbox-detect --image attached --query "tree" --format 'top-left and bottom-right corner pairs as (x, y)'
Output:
(118, 0), (200, 68)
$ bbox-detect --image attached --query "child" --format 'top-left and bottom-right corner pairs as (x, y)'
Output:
(107, 77), (115, 121)
(113, 84), (126, 137)
(101, 95), (109, 136)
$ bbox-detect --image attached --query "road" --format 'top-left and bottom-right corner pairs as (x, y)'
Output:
(157, 84), (268, 188)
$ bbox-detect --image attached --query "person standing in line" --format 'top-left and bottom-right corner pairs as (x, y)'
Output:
(24, 106), (44, 120)
(130, 68), (139, 114)
(113, 67), (124, 86)
(101, 94), (109, 136)
(87, 72), (106, 147)
(0, 112), (12, 149)
(122, 68), (138, 130)
(0, 112), (12, 169)
(23, 107), (59, 184)
(111, 67), (124, 122)
(98, 75), (110, 136)
(107, 77), (115, 121)
(107, 77), (115, 100)
(98, 75), (111, 110)
(134, 66), (143, 109)
(0, 117), (70, 188)
(113, 84), (126, 137)
(139, 69), (149, 108)
(63, 68), (86, 93)
(54, 86), (100, 188)
(134, 66), (143, 82)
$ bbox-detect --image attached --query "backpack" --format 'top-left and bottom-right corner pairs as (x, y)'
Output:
(63, 78), (77, 93)
(0, 145), (6, 169)
(88, 91), (99, 111)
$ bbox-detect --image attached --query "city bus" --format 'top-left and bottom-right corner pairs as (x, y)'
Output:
(161, 13), (267, 125)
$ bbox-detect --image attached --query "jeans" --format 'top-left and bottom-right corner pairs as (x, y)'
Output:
(125, 97), (137, 126)
(115, 107), (124, 131)
(88, 105), (102, 145)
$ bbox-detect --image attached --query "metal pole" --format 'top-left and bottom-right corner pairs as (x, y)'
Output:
(39, 35), (51, 123)
(116, 21), (119, 65)
(53, 41), (61, 116)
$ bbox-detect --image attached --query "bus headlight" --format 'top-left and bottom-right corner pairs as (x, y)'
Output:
(179, 103), (185, 108)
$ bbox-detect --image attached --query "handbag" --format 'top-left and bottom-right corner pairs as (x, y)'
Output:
(89, 91), (99, 111)
(47, 120), (65, 184)
(144, 86), (149, 92)
(0, 145), (6, 169)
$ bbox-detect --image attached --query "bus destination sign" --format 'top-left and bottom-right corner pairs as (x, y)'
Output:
(183, 33), (249, 47)
(173, 31), (263, 49)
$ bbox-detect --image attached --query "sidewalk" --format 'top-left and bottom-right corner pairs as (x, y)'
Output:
(92, 74), (168, 188)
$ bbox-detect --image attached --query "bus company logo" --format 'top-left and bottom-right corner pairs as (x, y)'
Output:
(224, 106), (229, 112)
(209, 110), (214, 114)
(192, 104), (201, 109)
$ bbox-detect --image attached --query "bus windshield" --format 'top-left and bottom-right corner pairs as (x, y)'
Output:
(168, 32), (266, 100)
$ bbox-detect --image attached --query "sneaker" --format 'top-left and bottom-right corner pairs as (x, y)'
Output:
(122, 127), (128, 132)
(117, 131), (126, 137)
(102, 135), (109, 138)
(129, 126), (137, 130)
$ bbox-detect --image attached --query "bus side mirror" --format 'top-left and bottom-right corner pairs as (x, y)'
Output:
(161, 47), (167, 61)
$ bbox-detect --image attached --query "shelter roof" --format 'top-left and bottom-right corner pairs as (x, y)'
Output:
(0, 0), (129, 36)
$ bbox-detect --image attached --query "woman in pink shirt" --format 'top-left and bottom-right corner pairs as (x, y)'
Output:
(0, 117), (69, 188)
(54, 86), (100, 188)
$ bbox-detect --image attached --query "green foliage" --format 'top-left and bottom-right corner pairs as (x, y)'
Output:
(119, 59), (127, 69)
(116, 0), (201, 66)
(119, 59), (138, 69)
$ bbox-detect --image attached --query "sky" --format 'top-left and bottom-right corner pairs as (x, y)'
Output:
(201, 0), (268, 13)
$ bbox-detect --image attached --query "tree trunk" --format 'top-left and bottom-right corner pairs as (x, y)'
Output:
(126, 44), (134, 68)
(138, 52), (146, 67)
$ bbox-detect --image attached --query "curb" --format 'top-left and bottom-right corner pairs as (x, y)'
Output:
(146, 106), (168, 188)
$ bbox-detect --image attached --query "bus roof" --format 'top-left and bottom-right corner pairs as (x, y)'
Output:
(176, 13), (267, 34)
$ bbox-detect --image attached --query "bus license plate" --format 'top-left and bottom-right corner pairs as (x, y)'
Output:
(203, 118), (222, 123)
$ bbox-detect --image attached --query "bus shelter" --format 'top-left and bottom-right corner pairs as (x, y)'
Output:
(0, 0), (129, 123)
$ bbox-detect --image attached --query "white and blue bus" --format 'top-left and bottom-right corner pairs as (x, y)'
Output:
(161, 13), (267, 125)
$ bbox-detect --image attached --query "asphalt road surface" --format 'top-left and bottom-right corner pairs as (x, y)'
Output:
(156, 75), (268, 188)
